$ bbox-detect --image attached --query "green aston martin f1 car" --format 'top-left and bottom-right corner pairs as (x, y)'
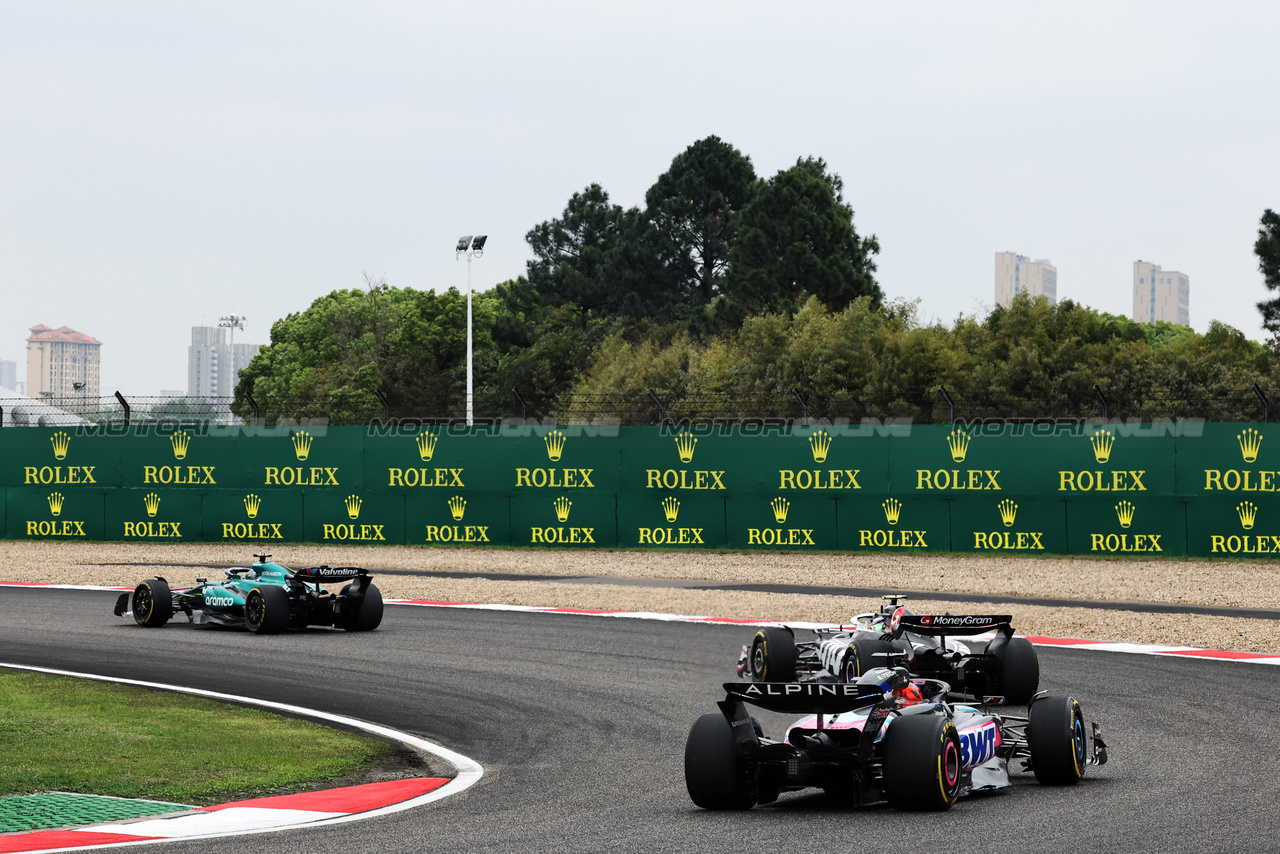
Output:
(113, 554), (383, 634)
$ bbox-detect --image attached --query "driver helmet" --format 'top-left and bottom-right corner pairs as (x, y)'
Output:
(894, 682), (924, 706)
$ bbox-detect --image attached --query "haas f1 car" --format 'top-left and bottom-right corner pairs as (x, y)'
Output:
(686, 667), (1107, 811)
(739, 596), (1039, 705)
(114, 554), (383, 634)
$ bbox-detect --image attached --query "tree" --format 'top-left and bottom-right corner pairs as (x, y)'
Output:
(232, 281), (499, 424)
(1256, 209), (1280, 336)
(523, 184), (666, 321)
(644, 136), (757, 305)
(723, 157), (882, 323)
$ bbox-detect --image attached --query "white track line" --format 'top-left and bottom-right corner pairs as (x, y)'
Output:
(0, 661), (484, 851)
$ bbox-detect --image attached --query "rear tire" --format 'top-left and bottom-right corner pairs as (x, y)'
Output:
(684, 713), (755, 810)
(337, 583), (383, 632)
(747, 627), (796, 682)
(995, 636), (1040, 704)
(132, 578), (172, 628)
(881, 714), (962, 811)
(1028, 695), (1088, 785)
(244, 585), (290, 634)
(842, 637), (894, 682)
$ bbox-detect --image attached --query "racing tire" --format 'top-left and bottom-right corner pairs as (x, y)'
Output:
(132, 578), (172, 628)
(747, 627), (796, 682)
(841, 637), (894, 682)
(881, 713), (962, 811)
(337, 583), (383, 632)
(1028, 695), (1088, 785)
(244, 585), (290, 634)
(994, 636), (1040, 705)
(684, 713), (755, 810)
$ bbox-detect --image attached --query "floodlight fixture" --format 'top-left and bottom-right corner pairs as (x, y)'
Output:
(456, 235), (472, 254)
(219, 314), (247, 347)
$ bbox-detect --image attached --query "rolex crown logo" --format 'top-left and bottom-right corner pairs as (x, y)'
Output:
(808, 430), (832, 463)
(448, 495), (466, 521)
(1115, 500), (1135, 529)
(1239, 428), (1263, 464)
(50, 431), (71, 460)
(882, 498), (902, 525)
(344, 495), (362, 520)
(244, 493), (261, 519)
(771, 497), (791, 525)
(170, 431), (190, 460)
(416, 431), (438, 462)
(47, 492), (64, 517)
(544, 430), (567, 462)
(662, 496), (680, 524)
(674, 432), (698, 463)
(553, 496), (572, 523)
(998, 499), (1018, 528)
(1090, 430), (1115, 464)
(291, 431), (313, 461)
(144, 492), (161, 518)
(946, 429), (970, 463)
(1238, 501), (1258, 530)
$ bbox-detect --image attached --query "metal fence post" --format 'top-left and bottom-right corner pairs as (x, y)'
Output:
(937, 386), (955, 426)
(114, 391), (130, 428)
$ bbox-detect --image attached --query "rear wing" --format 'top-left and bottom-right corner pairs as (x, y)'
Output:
(899, 614), (1012, 637)
(291, 565), (371, 583)
(721, 681), (885, 715)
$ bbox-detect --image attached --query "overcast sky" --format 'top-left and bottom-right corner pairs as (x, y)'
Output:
(3, 1), (1279, 395)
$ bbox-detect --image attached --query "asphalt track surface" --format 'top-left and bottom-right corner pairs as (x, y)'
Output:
(3, 586), (1280, 853)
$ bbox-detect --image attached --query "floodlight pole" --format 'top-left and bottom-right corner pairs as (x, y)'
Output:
(455, 236), (486, 426)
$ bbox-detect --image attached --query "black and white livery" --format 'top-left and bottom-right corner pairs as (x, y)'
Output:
(686, 666), (1107, 811)
(738, 595), (1040, 704)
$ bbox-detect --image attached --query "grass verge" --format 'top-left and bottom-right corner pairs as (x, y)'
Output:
(0, 670), (396, 804)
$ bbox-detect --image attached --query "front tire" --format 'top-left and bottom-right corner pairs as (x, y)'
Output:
(995, 636), (1040, 704)
(1028, 695), (1088, 785)
(132, 578), (172, 628)
(337, 583), (383, 632)
(881, 714), (962, 811)
(684, 713), (755, 810)
(841, 637), (894, 682)
(746, 627), (796, 682)
(244, 585), (290, 634)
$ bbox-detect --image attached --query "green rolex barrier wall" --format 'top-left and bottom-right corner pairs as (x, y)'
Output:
(2, 420), (1277, 557)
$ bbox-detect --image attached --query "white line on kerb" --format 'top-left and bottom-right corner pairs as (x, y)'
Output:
(0, 661), (484, 852)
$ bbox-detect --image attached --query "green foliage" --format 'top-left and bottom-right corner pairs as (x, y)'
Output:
(575, 293), (1278, 422)
(234, 282), (499, 424)
(722, 157), (882, 325)
(645, 135), (757, 304)
(1256, 208), (1280, 336)
(0, 670), (392, 803)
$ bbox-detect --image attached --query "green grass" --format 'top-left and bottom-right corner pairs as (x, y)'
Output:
(0, 670), (396, 804)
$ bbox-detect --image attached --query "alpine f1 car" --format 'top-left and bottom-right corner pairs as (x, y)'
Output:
(686, 666), (1107, 811)
(113, 554), (383, 634)
(738, 595), (1040, 704)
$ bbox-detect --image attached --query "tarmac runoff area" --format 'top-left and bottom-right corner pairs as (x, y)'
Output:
(5, 541), (1280, 654)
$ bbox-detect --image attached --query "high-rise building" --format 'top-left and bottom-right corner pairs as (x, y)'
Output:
(26, 325), (101, 399)
(0, 360), (16, 391)
(188, 326), (261, 398)
(995, 252), (1058, 308)
(1132, 261), (1190, 325)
